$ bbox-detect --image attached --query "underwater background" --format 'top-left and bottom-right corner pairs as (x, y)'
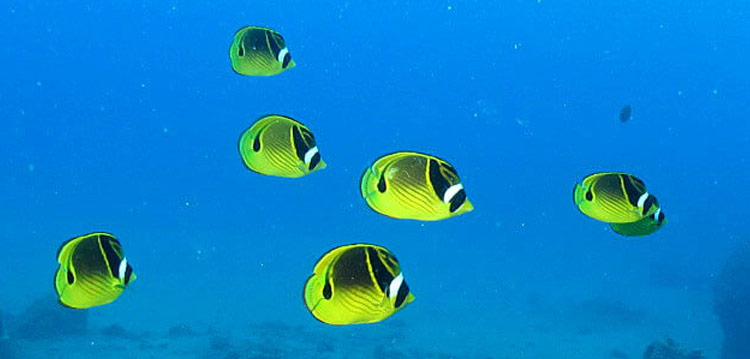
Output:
(1, 0), (749, 358)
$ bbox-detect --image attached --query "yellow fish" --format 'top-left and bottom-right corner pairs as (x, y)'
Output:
(303, 244), (414, 325)
(360, 151), (473, 221)
(573, 172), (659, 223)
(54, 232), (135, 309)
(229, 26), (295, 76)
(238, 115), (326, 178)
(610, 207), (666, 237)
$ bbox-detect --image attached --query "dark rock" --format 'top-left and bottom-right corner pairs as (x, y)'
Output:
(209, 335), (231, 351)
(715, 240), (750, 359)
(643, 338), (704, 359)
(14, 297), (87, 340)
(167, 323), (195, 337)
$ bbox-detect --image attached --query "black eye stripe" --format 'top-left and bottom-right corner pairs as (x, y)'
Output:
(124, 265), (134, 285)
(394, 281), (410, 308)
(308, 153), (321, 170)
(449, 189), (467, 213)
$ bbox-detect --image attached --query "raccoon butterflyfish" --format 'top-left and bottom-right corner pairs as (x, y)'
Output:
(610, 207), (666, 237)
(54, 232), (135, 309)
(303, 244), (414, 325)
(573, 172), (659, 223)
(229, 26), (295, 76)
(238, 115), (326, 178)
(360, 151), (473, 221)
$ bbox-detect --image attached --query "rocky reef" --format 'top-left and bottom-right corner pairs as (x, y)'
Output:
(642, 338), (704, 359)
(13, 297), (88, 340)
(714, 240), (750, 359)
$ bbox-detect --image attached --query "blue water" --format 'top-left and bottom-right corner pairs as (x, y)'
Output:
(1, 1), (749, 358)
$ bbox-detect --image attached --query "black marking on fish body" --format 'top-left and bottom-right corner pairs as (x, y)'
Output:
(282, 53), (292, 68)
(366, 247), (393, 295)
(99, 237), (122, 279)
(291, 126), (310, 162)
(642, 195), (659, 216)
(429, 159), (450, 200)
(266, 30), (282, 60)
(630, 175), (646, 190)
(382, 251), (399, 267)
(585, 189), (594, 201)
(238, 45), (245, 57)
(309, 153), (321, 170)
(252, 133), (261, 152)
(449, 189), (467, 213)
(98, 233), (121, 247)
(301, 127), (316, 147)
(394, 281), (410, 308)
(442, 162), (458, 176)
(655, 210), (665, 224)
(322, 280), (333, 300)
(124, 264), (134, 285)
(271, 32), (286, 48)
(620, 174), (643, 207)
(377, 174), (387, 193)
(67, 270), (75, 284)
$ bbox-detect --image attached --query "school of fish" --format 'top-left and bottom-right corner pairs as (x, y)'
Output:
(49, 25), (667, 328)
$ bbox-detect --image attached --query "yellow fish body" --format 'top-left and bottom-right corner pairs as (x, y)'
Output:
(303, 244), (414, 325)
(573, 172), (658, 223)
(610, 207), (666, 237)
(238, 115), (326, 178)
(229, 26), (295, 76)
(54, 232), (135, 309)
(360, 151), (473, 221)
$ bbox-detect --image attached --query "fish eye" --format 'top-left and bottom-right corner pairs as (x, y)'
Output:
(238, 46), (244, 57)
(252, 135), (261, 152)
(67, 270), (75, 285)
(377, 174), (387, 193)
(585, 190), (593, 201)
(322, 281), (333, 300)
